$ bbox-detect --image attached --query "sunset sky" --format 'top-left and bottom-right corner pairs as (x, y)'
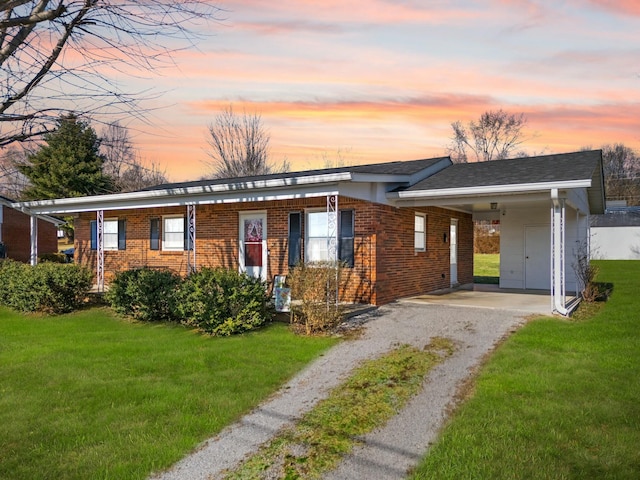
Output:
(122, 0), (640, 181)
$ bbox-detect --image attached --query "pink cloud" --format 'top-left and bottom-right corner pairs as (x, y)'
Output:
(587, 0), (640, 16)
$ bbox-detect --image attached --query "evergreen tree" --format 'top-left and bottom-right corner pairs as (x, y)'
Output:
(19, 115), (113, 200)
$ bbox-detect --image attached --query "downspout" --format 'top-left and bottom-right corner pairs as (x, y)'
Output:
(30, 215), (38, 266)
(551, 189), (568, 315)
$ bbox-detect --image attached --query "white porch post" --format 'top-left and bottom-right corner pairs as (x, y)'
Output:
(327, 194), (339, 306)
(551, 189), (567, 315)
(186, 204), (196, 274)
(97, 210), (104, 292)
(30, 215), (38, 266)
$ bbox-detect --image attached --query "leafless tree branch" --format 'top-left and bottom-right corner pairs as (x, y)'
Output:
(204, 105), (289, 179)
(0, 0), (221, 146)
(448, 109), (528, 163)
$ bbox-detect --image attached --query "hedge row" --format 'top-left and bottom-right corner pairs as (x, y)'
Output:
(105, 267), (271, 336)
(0, 260), (93, 313)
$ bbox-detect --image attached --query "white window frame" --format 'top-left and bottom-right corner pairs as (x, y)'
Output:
(103, 218), (119, 251)
(162, 215), (184, 251)
(415, 213), (426, 252)
(305, 209), (330, 263)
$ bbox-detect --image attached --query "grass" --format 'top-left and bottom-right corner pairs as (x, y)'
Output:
(410, 260), (640, 479)
(227, 338), (455, 479)
(474, 253), (500, 284)
(0, 308), (337, 480)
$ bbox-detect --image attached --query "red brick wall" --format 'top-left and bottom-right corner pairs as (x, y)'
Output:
(1, 206), (58, 263)
(373, 205), (473, 305)
(75, 197), (473, 305)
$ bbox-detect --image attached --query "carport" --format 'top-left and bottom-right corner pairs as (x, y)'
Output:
(388, 151), (605, 315)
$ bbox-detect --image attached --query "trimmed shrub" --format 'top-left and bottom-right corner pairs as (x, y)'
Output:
(0, 259), (92, 313)
(105, 268), (180, 322)
(176, 267), (270, 336)
(288, 262), (344, 335)
(38, 252), (68, 263)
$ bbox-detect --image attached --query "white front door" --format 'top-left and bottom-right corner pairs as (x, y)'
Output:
(525, 225), (550, 290)
(239, 212), (267, 281)
(450, 219), (458, 286)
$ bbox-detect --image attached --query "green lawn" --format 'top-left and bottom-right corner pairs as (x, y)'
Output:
(411, 260), (640, 479)
(0, 308), (336, 480)
(474, 253), (500, 284)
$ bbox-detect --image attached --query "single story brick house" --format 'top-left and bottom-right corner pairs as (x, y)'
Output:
(13, 150), (605, 314)
(0, 194), (62, 263)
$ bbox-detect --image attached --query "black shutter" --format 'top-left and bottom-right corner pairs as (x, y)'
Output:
(339, 210), (354, 268)
(118, 219), (126, 250)
(288, 212), (302, 267)
(90, 221), (97, 250)
(150, 218), (160, 250)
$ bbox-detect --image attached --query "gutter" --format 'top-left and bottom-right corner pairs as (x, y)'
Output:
(388, 179), (592, 200)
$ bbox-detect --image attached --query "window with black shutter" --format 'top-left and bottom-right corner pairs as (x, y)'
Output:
(118, 219), (126, 250)
(339, 210), (355, 268)
(288, 212), (302, 267)
(90, 220), (97, 250)
(150, 218), (160, 250)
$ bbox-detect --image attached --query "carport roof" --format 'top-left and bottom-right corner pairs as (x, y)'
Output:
(402, 150), (602, 191)
(392, 150), (605, 214)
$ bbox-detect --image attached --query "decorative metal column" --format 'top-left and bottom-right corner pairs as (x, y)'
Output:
(551, 190), (567, 315)
(30, 215), (38, 266)
(327, 195), (339, 306)
(97, 210), (104, 292)
(186, 204), (196, 274)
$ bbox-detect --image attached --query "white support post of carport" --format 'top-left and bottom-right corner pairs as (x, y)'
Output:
(551, 189), (567, 315)
(29, 215), (38, 266)
(327, 194), (339, 307)
(97, 210), (104, 292)
(186, 204), (196, 274)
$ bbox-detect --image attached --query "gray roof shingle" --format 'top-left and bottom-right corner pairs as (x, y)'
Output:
(404, 150), (602, 191)
(142, 157), (448, 192)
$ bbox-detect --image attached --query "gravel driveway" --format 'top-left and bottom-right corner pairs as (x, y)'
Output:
(150, 303), (527, 480)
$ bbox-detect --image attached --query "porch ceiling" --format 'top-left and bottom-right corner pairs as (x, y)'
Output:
(391, 191), (555, 215)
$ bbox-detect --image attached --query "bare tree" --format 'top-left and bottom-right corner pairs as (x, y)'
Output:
(600, 143), (640, 206)
(0, 146), (30, 198)
(116, 160), (167, 192)
(321, 147), (352, 169)
(0, 0), (221, 147)
(448, 109), (528, 163)
(204, 106), (289, 179)
(100, 122), (167, 192)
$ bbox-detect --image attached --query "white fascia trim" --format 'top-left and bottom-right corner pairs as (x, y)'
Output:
(389, 179), (592, 200)
(13, 172), (354, 213)
(15, 189), (341, 215)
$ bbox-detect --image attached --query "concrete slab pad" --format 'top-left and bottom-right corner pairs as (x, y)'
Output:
(400, 283), (554, 315)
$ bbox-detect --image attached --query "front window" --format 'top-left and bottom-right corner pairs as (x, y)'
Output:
(103, 219), (119, 250)
(163, 215), (184, 251)
(306, 211), (329, 262)
(415, 213), (426, 251)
